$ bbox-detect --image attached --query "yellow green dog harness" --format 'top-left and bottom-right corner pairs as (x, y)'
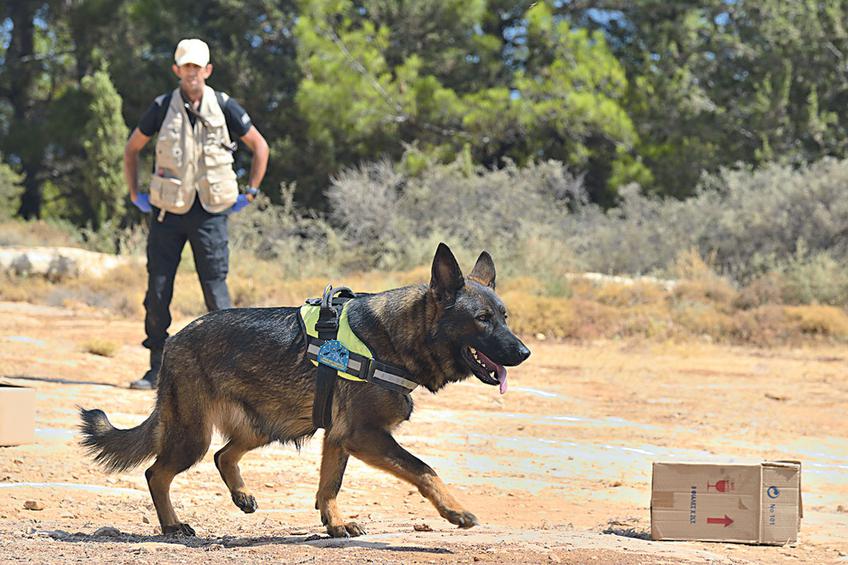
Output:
(300, 285), (419, 430)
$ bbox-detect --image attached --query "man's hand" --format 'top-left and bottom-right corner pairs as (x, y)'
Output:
(231, 194), (251, 213)
(133, 193), (152, 213)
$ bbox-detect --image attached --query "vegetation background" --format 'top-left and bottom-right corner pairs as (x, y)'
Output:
(1, 1), (847, 344)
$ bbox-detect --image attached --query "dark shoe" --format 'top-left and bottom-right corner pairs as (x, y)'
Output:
(129, 349), (162, 390)
(129, 373), (156, 390)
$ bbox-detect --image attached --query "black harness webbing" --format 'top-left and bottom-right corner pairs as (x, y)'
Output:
(311, 285), (353, 430)
(308, 285), (419, 430)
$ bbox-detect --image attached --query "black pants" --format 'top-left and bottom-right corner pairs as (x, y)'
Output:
(142, 199), (232, 352)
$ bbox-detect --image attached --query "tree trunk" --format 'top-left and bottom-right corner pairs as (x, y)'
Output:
(4, 1), (43, 219)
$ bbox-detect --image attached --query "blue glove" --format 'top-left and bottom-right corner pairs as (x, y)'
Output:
(133, 193), (152, 213)
(230, 193), (251, 213)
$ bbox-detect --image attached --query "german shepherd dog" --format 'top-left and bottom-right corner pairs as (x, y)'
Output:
(80, 243), (530, 537)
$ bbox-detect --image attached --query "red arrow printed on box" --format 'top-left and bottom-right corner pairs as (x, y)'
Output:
(707, 515), (734, 527)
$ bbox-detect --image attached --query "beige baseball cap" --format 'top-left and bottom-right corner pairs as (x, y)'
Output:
(174, 38), (210, 67)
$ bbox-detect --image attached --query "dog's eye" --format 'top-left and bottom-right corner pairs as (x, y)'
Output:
(476, 313), (492, 323)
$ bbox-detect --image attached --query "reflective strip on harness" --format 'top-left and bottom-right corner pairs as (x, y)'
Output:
(371, 369), (418, 392)
(300, 301), (418, 394)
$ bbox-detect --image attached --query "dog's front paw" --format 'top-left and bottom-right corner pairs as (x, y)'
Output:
(231, 491), (258, 513)
(326, 522), (366, 538)
(444, 509), (479, 529)
(344, 522), (366, 536)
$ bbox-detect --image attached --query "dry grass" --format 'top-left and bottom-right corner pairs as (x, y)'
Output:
(2, 246), (848, 347)
(82, 339), (119, 357)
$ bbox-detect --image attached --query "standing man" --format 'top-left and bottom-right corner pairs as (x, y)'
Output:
(124, 38), (269, 390)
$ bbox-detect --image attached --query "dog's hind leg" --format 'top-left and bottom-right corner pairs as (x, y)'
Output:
(346, 428), (478, 529)
(316, 436), (365, 538)
(144, 416), (213, 536)
(214, 434), (268, 514)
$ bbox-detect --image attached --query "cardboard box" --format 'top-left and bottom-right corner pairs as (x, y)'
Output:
(651, 461), (802, 545)
(0, 383), (36, 446)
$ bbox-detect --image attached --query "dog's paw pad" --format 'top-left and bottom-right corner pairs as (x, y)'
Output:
(345, 522), (366, 537)
(232, 492), (258, 513)
(163, 523), (196, 537)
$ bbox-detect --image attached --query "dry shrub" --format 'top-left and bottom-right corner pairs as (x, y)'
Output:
(0, 274), (51, 303)
(615, 303), (674, 340)
(500, 291), (576, 338)
(0, 218), (81, 247)
(500, 276), (546, 295)
(783, 305), (848, 338)
(672, 302), (737, 340)
(83, 339), (118, 357)
(671, 249), (737, 309)
(44, 263), (146, 317)
(568, 277), (601, 298)
(780, 252), (848, 306)
(568, 299), (621, 340)
(731, 305), (794, 346)
(734, 272), (785, 310)
(594, 282), (667, 307)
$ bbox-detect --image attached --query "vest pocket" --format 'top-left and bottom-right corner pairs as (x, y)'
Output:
(149, 174), (188, 209)
(203, 146), (234, 168)
(156, 135), (183, 170)
(206, 176), (238, 207)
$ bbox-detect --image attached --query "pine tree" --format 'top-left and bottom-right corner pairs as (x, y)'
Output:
(79, 66), (128, 230)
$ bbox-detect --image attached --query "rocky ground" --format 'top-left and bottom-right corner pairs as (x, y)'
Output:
(0, 300), (846, 564)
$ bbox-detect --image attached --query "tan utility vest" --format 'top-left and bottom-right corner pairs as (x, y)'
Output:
(149, 86), (238, 216)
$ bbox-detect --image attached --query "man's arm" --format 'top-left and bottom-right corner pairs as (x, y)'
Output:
(239, 126), (269, 200)
(124, 128), (151, 203)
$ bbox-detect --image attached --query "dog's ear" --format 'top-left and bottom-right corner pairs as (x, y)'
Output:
(430, 242), (464, 302)
(468, 250), (496, 289)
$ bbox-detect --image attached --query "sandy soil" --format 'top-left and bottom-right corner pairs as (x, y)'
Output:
(0, 300), (846, 564)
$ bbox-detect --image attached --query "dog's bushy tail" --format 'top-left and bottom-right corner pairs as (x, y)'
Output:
(79, 407), (158, 472)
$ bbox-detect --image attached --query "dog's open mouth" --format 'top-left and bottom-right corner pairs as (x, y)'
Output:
(463, 347), (507, 394)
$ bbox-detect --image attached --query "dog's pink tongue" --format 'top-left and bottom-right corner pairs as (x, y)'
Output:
(478, 350), (508, 395)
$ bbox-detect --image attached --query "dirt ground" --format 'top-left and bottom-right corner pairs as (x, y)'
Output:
(0, 300), (846, 564)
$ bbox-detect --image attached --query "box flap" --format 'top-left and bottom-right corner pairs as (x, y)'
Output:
(760, 461), (801, 544)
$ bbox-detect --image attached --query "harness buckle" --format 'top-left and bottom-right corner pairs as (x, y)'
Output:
(314, 318), (339, 333)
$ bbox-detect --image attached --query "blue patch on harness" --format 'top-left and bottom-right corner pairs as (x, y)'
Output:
(317, 340), (350, 372)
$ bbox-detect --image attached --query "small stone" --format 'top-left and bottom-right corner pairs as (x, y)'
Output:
(207, 544), (224, 551)
(23, 501), (44, 511)
(610, 481), (623, 487)
(13, 459), (23, 465)
(837, 505), (846, 513)
(548, 555), (561, 563)
(535, 333), (547, 341)
(264, 483), (275, 488)
(413, 523), (433, 532)
(304, 534), (322, 542)
(288, 530), (307, 535)
(93, 526), (122, 537)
